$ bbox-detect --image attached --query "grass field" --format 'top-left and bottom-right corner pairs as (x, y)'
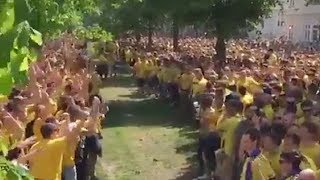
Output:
(96, 75), (198, 180)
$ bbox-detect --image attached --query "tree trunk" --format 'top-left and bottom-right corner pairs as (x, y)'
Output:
(147, 21), (153, 51)
(173, 18), (179, 52)
(214, 33), (226, 74)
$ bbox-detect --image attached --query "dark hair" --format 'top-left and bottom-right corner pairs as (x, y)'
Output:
(285, 134), (300, 146)
(45, 117), (57, 124)
(280, 151), (302, 171)
(271, 123), (287, 139)
(244, 128), (261, 145)
(40, 123), (58, 139)
(301, 99), (313, 109)
(301, 121), (319, 140)
(308, 83), (318, 95)
(8, 88), (21, 99)
(88, 94), (103, 107)
(264, 132), (282, 146)
(201, 95), (214, 109)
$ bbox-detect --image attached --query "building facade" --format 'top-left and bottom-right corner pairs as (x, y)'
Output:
(250, 0), (320, 43)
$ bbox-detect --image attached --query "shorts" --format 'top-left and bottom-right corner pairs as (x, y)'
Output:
(136, 78), (145, 87)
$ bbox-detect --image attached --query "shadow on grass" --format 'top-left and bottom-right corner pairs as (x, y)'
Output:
(101, 75), (199, 180)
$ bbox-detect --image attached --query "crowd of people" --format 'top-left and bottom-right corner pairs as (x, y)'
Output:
(0, 34), (107, 180)
(1, 33), (320, 180)
(126, 37), (320, 180)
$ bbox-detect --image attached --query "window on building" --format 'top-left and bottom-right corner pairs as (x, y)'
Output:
(289, 25), (293, 40)
(308, 0), (320, 5)
(305, 25), (311, 41)
(312, 25), (320, 42)
(289, 0), (295, 7)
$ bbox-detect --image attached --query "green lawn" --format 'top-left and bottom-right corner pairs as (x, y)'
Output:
(96, 75), (197, 180)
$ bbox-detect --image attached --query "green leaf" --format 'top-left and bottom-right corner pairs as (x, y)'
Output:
(19, 56), (29, 71)
(29, 28), (42, 45)
(0, 0), (15, 35)
(0, 68), (14, 95)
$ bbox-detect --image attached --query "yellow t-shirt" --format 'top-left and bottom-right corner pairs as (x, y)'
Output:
(30, 137), (67, 180)
(63, 141), (78, 167)
(33, 118), (44, 141)
(180, 73), (195, 90)
(268, 53), (278, 65)
(134, 61), (148, 78)
(300, 154), (317, 171)
(297, 116), (320, 126)
(166, 66), (181, 83)
(217, 115), (241, 156)
(300, 143), (320, 169)
(245, 77), (262, 94)
(263, 104), (274, 121)
(263, 150), (281, 177)
(192, 78), (208, 96)
(241, 93), (254, 106)
(241, 153), (276, 180)
(144, 61), (154, 78)
(296, 102), (303, 118)
(201, 107), (221, 132)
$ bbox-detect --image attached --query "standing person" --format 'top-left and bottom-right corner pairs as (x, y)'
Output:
(262, 131), (282, 178)
(240, 128), (275, 180)
(133, 57), (148, 94)
(299, 121), (320, 169)
(216, 99), (242, 180)
(179, 65), (195, 111)
(279, 151), (302, 180)
(194, 96), (220, 180)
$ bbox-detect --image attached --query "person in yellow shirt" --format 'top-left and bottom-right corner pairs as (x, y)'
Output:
(179, 66), (195, 109)
(195, 95), (221, 179)
(166, 61), (181, 106)
(297, 99), (319, 125)
(22, 121), (83, 180)
(266, 49), (279, 66)
(192, 68), (208, 97)
(238, 86), (253, 112)
(216, 99), (242, 180)
(299, 121), (320, 169)
(240, 128), (276, 180)
(262, 132), (282, 178)
(282, 133), (317, 171)
(133, 58), (148, 93)
(33, 104), (54, 141)
(279, 151), (302, 180)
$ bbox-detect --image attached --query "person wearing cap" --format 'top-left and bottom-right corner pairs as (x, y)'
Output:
(240, 128), (275, 180)
(279, 151), (302, 179)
